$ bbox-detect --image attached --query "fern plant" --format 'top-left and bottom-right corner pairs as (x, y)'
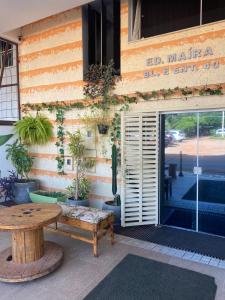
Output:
(15, 114), (53, 145)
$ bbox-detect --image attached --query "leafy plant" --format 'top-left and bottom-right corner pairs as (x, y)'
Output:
(66, 177), (91, 201)
(199, 85), (223, 96)
(84, 60), (118, 101)
(15, 114), (53, 145)
(67, 130), (95, 200)
(6, 140), (34, 180)
(0, 170), (18, 201)
(0, 134), (13, 146)
(35, 191), (66, 197)
(81, 110), (111, 129)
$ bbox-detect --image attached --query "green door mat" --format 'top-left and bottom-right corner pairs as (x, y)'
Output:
(85, 254), (217, 300)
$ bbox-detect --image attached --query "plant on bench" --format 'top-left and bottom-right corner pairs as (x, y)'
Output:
(66, 130), (95, 206)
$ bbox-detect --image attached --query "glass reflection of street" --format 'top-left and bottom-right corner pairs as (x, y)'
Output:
(161, 111), (225, 237)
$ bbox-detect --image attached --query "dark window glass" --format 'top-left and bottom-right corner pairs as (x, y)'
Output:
(82, 0), (120, 77)
(0, 41), (13, 67)
(141, 0), (200, 38)
(202, 0), (225, 24)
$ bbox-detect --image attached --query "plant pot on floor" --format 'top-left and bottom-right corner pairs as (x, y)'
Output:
(102, 201), (121, 226)
(13, 180), (39, 204)
(66, 197), (89, 207)
(97, 124), (109, 135)
(30, 191), (67, 204)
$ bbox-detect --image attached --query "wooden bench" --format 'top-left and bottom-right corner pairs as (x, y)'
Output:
(47, 204), (115, 257)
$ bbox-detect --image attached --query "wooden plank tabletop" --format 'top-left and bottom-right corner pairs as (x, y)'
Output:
(0, 203), (62, 231)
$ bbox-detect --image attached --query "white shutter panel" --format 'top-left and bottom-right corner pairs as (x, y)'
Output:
(121, 111), (159, 227)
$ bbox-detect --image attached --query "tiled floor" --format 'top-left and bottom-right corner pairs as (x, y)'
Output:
(0, 231), (225, 300)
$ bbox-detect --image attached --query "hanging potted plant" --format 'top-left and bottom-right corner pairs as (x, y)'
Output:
(96, 110), (111, 134)
(66, 130), (95, 206)
(102, 144), (121, 225)
(5, 140), (37, 204)
(14, 114), (53, 145)
(81, 110), (111, 135)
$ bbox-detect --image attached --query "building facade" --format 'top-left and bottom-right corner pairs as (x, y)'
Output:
(3, 0), (225, 234)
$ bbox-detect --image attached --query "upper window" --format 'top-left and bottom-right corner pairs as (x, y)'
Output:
(0, 41), (13, 68)
(130, 0), (225, 40)
(202, 0), (225, 24)
(82, 0), (120, 77)
(0, 38), (19, 123)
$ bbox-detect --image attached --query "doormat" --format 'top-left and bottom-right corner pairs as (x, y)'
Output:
(183, 179), (225, 204)
(84, 254), (217, 300)
(115, 224), (225, 260)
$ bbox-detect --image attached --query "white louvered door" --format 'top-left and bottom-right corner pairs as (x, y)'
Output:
(121, 112), (159, 227)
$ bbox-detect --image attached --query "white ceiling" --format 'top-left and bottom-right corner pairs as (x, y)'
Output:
(0, 0), (93, 35)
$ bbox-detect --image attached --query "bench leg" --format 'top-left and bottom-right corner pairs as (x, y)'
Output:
(93, 231), (98, 257)
(109, 222), (115, 245)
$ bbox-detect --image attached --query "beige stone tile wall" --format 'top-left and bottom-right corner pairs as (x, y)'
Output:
(18, 1), (225, 203)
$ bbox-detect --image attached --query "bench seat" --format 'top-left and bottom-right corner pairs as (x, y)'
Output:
(47, 204), (115, 257)
(59, 204), (113, 224)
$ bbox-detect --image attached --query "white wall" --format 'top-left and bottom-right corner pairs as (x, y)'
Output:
(0, 126), (15, 177)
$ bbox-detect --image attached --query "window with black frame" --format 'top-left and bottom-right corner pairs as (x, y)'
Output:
(0, 41), (13, 68)
(82, 0), (120, 77)
(130, 0), (225, 40)
(0, 38), (19, 123)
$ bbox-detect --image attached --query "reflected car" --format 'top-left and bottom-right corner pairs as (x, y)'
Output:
(169, 130), (185, 141)
(165, 132), (174, 143)
(216, 129), (225, 135)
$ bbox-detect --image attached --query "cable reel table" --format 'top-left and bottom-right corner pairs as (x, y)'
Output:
(0, 203), (63, 282)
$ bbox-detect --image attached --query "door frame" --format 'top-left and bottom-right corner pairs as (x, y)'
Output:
(159, 108), (225, 233)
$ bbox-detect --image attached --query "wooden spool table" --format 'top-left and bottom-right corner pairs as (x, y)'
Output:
(0, 203), (63, 282)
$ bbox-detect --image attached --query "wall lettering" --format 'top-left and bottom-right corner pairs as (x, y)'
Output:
(144, 46), (219, 78)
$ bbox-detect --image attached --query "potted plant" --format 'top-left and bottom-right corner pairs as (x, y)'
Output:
(66, 177), (91, 207)
(0, 170), (18, 202)
(102, 144), (121, 225)
(66, 130), (95, 206)
(5, 140), (38, 204)
(81, 110), (111, 135)
(29, 190), (67, 204)
(15, 114), (53, 145)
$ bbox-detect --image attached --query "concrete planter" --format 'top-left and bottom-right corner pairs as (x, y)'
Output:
(13, 180), (38, 204)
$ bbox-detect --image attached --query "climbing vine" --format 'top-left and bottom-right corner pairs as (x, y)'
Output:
(21, 61), (224, 174)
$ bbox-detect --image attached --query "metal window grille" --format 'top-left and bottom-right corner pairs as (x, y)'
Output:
(0, 38), (19, 123)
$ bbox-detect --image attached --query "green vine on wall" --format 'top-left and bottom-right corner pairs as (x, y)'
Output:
(22, 61), (224, 174)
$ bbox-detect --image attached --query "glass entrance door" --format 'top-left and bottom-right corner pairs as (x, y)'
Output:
(160, 110), (225, 237)
(198, 111), (225, 236)
(161, 112), (198, 231)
